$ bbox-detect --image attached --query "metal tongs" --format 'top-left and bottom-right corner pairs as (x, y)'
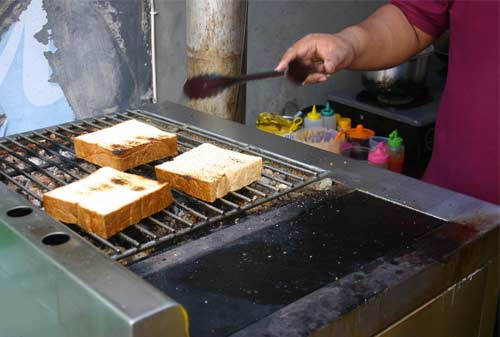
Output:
(183, 60), (312, 99)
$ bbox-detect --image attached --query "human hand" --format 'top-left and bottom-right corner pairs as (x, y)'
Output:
(276, 33), (355, 84)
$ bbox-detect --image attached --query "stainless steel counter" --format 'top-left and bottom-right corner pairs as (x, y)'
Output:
(145, 101), (499, 336)
(0, 101), (498, 337)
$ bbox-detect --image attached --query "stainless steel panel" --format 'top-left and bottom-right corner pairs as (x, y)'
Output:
(0, 184), (188, 337)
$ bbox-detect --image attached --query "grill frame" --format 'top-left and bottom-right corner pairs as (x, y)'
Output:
(0, 110), (329, 262)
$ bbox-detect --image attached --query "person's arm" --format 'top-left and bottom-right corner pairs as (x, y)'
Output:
(276, 4), (434, 84)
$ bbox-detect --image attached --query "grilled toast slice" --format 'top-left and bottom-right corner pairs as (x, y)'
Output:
(74, 119), (177, 171)
(155, 143), (263, 202)
(43, 167), (172, 239)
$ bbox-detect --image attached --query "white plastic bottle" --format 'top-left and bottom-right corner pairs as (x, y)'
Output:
(304, 105), (323, 129)
(321, 102), (336, 130)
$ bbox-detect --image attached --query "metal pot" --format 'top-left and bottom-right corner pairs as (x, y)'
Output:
(361, 45), (434, 96)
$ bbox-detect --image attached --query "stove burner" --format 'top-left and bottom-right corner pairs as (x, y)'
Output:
(356, 89), (433, 109)
(377, 93), (415, 106)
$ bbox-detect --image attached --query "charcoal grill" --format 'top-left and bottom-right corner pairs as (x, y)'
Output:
(0, 109), (328, 262)
(0, 102), (497, 337)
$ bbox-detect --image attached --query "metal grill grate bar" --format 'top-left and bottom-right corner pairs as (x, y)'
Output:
(146, 215), (177, 233)
(135, 224), (158, 239)
(0, 142), (67, 185)
(162, 210), (194, 227)
(173, 200), (209, 221)
(0, 169), (44, 201)
(12, 136), (83, 180)
(16, 134), (92, 175)
(86, 232), (122, 253)
(0, 110), (328, 263)
(254, 180), (280, 191)
(0, 156), (52, 191)
(243, 186), (267, 197)
(172, 189), (225, 215)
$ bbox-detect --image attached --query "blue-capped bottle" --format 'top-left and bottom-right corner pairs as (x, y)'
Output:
(321, 102), (336, 130)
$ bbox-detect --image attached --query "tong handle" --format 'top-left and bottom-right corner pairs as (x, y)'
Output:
(232, 70), (285, 84)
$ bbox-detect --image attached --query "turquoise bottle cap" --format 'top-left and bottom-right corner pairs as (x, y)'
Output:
(321, 102), (334, 117)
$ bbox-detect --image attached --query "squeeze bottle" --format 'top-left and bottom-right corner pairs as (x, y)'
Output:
(387, 130), (405, 173)
(368, 142), (389, 169)
(338, 117), (351, 132)
(321, 102), (336, 130)
(304, 105), (323, 128)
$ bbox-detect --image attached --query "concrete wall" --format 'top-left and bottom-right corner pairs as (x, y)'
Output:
(155, 0), (384, 125)
(246, 0), (384, 124)
(156, 0), (187, 105)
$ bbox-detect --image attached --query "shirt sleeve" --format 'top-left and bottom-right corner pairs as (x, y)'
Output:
(390, 0), (450, 38)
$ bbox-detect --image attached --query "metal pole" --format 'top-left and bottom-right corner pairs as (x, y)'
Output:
(150, 0), (158, 104)
(186, 0), (246, 121)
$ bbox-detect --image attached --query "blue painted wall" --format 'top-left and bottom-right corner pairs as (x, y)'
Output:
(0, 0), (74, 136)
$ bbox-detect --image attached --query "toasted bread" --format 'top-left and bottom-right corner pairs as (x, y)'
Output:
(43, 167), (172, 239)
(155, 143), (262, 202)
(74, 119), (177, 171)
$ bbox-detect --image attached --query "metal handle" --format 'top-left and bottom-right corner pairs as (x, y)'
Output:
(233, 70), (285, 83)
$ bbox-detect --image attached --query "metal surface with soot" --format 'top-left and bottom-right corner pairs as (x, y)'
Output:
(132, 190), (447, 337)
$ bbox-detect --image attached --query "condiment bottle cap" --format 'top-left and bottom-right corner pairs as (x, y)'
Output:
(346, 124), (375, 139)
(388, 130), (404, 147)
(307, 105), (321, 121)
(338, 117), (351, 129)
(321, 102), (334, 117)
(368, 142), (389, 164)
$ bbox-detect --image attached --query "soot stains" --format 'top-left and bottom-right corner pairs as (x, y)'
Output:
(136, 135), (161, 141)
(110, 144), (128, 155)
(110, 137), (154, 155)
(111, 176), (129, 186)
(88, 183), (112, 191)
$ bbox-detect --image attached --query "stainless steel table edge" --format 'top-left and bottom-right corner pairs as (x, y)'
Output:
(0, 183), (188, 337)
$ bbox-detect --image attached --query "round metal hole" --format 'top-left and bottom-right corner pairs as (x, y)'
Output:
(6, 206), (33, 218)
(42, 232), (71, 246)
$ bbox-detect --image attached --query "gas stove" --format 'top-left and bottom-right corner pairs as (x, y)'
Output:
(355, 87), (433, 110)
(329, 84), (441, 128)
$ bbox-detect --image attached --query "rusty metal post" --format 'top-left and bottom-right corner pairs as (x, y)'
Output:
(186, 0), (246, 122)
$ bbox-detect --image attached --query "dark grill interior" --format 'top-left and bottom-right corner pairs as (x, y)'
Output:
(0, 110), (327, 263)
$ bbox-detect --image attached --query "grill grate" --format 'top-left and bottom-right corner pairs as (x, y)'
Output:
(0, 110), (328, 262)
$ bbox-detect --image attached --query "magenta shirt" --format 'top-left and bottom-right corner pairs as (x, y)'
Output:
(390, 0), (500, 205)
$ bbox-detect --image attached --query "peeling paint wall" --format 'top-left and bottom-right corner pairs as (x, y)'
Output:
(0, 0), (151, 134)
(0, 0), (74, 135)
(40, 0), (152, 119)
(0, 0), (30, 39)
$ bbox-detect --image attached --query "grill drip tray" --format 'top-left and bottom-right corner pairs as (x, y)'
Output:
(131, 191), (445, 337)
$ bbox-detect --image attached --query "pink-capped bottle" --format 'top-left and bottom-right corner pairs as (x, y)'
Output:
(368, 142), (389, 169)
